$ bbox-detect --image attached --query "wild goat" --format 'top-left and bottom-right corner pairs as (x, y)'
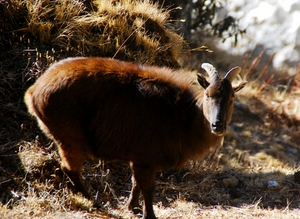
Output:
(24, 57), (246, 219)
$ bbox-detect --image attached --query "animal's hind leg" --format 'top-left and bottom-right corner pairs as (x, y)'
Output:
(128, 162), (142, 213)
(55, 139), (90, 198)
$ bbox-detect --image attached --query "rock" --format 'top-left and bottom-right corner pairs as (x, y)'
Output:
(288, 147), (298, 154)
(267, 180), (280, 189)
(213, 0), (300, 71)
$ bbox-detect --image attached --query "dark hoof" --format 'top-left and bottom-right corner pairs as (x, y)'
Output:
(93, 201), (102, 208)
(128, 204), (142, 215)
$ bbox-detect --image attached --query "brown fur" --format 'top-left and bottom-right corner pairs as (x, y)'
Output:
(24, 57), (246, 219)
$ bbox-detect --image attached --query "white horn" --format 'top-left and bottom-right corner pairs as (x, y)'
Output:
(201, 63), (220, 83)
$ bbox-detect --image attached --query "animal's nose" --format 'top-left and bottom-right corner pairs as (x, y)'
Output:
(211, 121), (224, 133)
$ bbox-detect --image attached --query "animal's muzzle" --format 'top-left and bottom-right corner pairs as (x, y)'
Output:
(211, 121), (225, 136)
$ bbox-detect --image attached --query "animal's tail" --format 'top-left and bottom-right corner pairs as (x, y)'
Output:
(24, 86), (43, 120)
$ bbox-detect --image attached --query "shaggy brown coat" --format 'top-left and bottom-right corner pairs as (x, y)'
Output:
(24, 57), (246, 219)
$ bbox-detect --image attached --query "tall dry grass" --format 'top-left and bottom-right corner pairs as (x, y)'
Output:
(21, 0), (184, 67)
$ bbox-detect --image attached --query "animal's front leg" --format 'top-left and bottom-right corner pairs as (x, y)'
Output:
(130, 162), (157, 219)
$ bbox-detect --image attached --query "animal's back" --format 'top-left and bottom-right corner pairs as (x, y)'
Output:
(24, 57), (209, 169)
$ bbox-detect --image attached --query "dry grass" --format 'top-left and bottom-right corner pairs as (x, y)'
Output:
(1, 0), (300, 218)
(26, 0), (183, 67)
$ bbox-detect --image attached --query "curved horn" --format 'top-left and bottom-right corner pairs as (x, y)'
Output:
(224, 66), (241, 83)
(201, 63), (220, 83)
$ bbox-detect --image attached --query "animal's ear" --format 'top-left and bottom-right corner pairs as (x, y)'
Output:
(224, 66), (241, 82)
(233, 81), (247, 93)
(197, 73), (210, 89)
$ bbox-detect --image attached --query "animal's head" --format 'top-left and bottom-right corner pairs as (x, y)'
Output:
(198, 63), (247, 136)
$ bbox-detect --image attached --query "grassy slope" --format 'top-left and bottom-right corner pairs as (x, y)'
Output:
(1, 0), (300, 218)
